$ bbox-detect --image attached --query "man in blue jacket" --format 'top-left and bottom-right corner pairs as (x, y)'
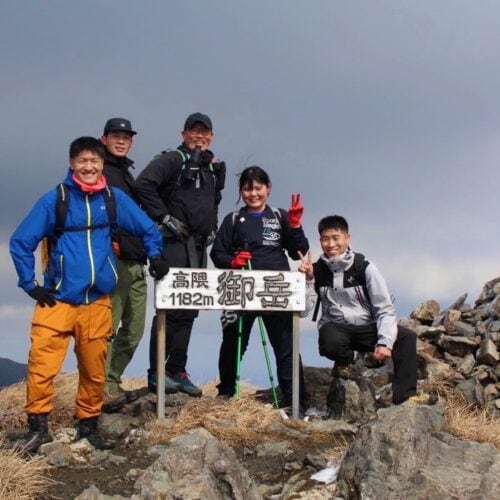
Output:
(10, 136), (169, 452)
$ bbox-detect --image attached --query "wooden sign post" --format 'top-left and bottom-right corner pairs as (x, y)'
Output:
(154, 268), (306, 419)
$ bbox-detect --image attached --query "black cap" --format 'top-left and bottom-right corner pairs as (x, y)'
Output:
(184, 112), (213, 131)
(103, 118), (137, 136)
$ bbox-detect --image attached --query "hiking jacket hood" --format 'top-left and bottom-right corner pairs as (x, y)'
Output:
(305, 248), (398, 348)
(10, 170), (162, 305)
(102, 151), (146, 263)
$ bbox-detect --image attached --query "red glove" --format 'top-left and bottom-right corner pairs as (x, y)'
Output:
(230, 250), (253, 269)
(288, 193), (303, 228)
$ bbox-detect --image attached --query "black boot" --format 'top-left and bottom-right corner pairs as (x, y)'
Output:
(18, 414), (53, 454)
(77, 416), (114, 450)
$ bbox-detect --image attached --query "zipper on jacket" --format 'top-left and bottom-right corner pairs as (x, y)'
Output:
(55, 254), (64, 290)
(84, 195), (95, 304)
(107, 256), (118, 284)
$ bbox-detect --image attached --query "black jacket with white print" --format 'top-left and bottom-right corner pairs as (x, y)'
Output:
(210, 205), (309, 271)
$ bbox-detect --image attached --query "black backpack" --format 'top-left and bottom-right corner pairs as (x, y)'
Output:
(156, 149), (226, 205)
(53, 183), (117, 237)
(312, 253), (370, 321)
(42, 183), (117, 273)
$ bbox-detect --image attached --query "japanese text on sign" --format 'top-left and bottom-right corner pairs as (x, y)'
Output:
(155, 268), (305, 312)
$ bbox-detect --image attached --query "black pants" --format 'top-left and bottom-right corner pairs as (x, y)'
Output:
(149, 239), (204, 375)
(217, 311), (308, 407)
(318, 322), (417, 404)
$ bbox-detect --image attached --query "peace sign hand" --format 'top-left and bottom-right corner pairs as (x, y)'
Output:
(297, 250), (314, 281)
(288, 193), (304, 228)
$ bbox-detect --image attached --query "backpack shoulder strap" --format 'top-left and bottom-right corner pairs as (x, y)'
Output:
(102, 186), (117, 229)
(175, 149), (189, 165)
(312, 259), (332, 322)
(270, 207), (282, 223)
(352, 252), (370, 305)
(230, 208), (245, 251)
(54, 183), (69, 237)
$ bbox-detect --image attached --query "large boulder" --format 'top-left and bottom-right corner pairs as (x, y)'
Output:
(411, 300), (440, 323)
(337, 403), (500, 499)
(134, 427), (261, 499)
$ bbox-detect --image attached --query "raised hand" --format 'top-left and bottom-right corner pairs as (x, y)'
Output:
(297, 250), (314, 280)
(288, 193), (303, 228)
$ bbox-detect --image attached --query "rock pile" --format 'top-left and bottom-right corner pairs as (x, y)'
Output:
(401, 276), (500, 417)
(314, 276), (500, 423)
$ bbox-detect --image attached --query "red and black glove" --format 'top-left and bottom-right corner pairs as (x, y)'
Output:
(230, 250), (252, 269)
(288, 193), (303, 228)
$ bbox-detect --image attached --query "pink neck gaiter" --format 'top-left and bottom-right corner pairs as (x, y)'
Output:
(72, 174), (107, 193)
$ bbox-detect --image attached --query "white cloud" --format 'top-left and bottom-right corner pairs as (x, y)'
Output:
(383, 254), (498, 307)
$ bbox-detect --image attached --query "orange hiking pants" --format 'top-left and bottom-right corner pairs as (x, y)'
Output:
(25, 296), (112, 419)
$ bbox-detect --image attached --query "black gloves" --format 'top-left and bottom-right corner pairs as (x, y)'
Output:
(27, 286), (58, 307)
(159, 215), (189, 241)
(149, 258), (170, 280)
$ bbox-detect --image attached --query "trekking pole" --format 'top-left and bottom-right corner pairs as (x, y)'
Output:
(234, 240), (250, 399)
(247, 259), (280, 409)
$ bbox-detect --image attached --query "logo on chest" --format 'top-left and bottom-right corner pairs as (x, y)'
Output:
(262, 217), (280, 246)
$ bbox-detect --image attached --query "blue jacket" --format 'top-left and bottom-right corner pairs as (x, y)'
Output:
(10, 170), (163, 305)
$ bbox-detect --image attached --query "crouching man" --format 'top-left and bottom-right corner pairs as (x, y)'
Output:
(299, 215), (426, 418)
(9, 137), (169, 452)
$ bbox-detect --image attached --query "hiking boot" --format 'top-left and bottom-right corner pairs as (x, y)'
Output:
(147, 371), (180, 394)
(407, 393), (437, 405)
(332, 363), (350, 379)
(77, 417), (114, 450)
(170, 371), (202, 397)
(16, 414), (53, 454)
(102, 385), (142, 413)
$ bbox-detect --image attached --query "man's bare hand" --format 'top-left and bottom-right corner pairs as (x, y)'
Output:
(373, 345), (392, 361)
(298, 250), (314, 281)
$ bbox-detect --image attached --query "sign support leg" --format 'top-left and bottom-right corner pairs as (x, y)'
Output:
(292, 312), (300, 419)
(156, 309), (166, 419)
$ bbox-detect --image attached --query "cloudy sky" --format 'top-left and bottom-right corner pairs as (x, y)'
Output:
(1, 1), (498, 387)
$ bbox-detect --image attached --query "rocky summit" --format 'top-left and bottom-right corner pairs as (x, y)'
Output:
(3, 277), (499, 499)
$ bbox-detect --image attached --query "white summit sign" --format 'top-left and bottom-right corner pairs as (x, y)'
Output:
(155, 268), (306, 312)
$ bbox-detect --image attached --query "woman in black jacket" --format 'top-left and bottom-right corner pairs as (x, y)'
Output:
(210, 166), (309, 411)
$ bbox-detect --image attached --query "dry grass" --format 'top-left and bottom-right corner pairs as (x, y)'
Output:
(0, 373), (79, 431)
(148, 396), (282, 447)
(120, 375), (147, 391)
(319, 439), (351, 463)
(444, 394), (500, 449)
(0, 438), (54, 499)
(421, 376), (500, 450)
(145, 394), (346, 450)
